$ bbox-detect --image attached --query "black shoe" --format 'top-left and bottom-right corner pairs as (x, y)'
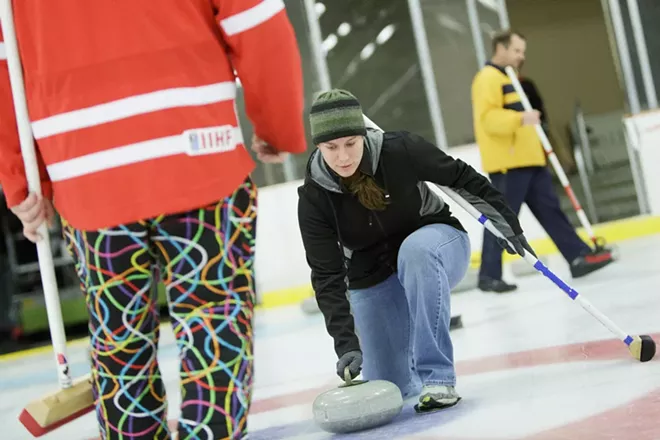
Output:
(570, 248), (614, 278)
(478, 278), (517, 293)
(449, 315), (463, 330)
(415, 386), (462, 414)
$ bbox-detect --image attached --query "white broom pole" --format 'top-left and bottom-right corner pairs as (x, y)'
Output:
(362, 113), (633, 346)
(504, 66), (601, 249)
(0, 0), (72, 388)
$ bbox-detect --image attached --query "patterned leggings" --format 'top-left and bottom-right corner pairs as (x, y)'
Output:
(62, 179), (257, 440)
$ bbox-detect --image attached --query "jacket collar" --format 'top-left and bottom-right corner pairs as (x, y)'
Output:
(306, 128), (384, 194)
(486, 61), (507, 74)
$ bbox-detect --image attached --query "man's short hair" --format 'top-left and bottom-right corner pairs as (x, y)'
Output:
(491, 29), (525, 54)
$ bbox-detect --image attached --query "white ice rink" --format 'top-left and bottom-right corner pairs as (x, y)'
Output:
(1, 234), (659, 439)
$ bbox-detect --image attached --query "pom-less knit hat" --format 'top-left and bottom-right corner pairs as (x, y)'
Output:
(309, 89), (367, 145)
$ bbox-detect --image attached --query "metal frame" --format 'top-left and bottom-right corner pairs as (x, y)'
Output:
(606, 0), (641, 114)
(626, 0), (658, 109)
(622, 119), (651, 214)
(604, 0), (651, 216)
(497, 0), (510, 29)
(466, 0), (511, 71)
(575, 102), (595, 175)
(573, 103), (599, 222)
(281, 151), (298, 181)
(303, 0), (332, 91)
(406, 0), (449, 150)
(467, 0), (487, 68)
(468, 0), (510, 68)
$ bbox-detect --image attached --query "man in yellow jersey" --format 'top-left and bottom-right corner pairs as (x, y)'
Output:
(471, 30), (613, 293)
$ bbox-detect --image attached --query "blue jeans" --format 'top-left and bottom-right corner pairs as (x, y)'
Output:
(348, 224), (470, 398)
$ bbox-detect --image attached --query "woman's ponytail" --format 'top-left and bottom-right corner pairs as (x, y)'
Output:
(341, 172), (389, 211)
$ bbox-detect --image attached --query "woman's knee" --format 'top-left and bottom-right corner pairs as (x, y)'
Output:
(399, 225), (468, 265)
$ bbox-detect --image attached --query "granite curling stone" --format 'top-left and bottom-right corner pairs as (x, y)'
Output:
(312, 367), (403, 434)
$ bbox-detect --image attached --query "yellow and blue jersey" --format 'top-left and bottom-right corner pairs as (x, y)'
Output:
(471, 62), (546, 174)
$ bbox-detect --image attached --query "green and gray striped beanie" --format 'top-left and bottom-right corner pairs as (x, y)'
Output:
(309, 89), (366, 145)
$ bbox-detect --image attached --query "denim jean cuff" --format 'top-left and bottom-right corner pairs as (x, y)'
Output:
(423, 378), (456, 387)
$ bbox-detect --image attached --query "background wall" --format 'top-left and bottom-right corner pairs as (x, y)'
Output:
(507, 0), (626, 161)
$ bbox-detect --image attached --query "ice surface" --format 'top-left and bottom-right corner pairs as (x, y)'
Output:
(1, 235), (659, 439)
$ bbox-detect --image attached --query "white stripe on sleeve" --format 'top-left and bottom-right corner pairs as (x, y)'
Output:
(31, 82), (236, 140)
(220, 0), (285, 36)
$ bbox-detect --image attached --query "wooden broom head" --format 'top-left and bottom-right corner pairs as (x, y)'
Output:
(18, 375), (94, 437)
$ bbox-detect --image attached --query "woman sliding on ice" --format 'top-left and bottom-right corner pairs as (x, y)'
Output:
(297, 89), (535, 413)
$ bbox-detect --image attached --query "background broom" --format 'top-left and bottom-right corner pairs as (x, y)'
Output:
(0, 0), (95, 436)
(504, 65), (610, 254)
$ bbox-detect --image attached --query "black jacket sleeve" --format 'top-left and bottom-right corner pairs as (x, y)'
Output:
(400, 131), (523, 237)
(520, 77), (547, 124)
(297, 186), (361, 358)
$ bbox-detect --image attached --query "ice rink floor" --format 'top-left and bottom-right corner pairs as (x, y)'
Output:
(1, 234), (659, 439)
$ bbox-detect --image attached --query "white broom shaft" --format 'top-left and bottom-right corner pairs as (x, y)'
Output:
(504, 66), (597, 240)
(504, 66), (574, 191)
(472, 209), (627, 341)
(362, 114), (630, 342)
(438, 188), (627, 341)
(504, 66), (555, 157)
(0, 0), (72, 388)
(363, 114), (521, 252)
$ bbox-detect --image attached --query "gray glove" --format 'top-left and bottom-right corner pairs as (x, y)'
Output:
(336, 350), (362, 380)
(497, 233), (537, 258)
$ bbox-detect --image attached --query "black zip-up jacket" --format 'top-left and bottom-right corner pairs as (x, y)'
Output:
(297, 129), (523, 358)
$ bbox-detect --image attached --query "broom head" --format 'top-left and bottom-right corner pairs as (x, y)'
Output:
(18, 375), (94, 437)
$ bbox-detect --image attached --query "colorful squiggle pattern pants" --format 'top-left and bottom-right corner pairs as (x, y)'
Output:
(62, 178), (257, 440)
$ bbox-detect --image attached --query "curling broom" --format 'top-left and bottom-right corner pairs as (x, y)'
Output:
(504, 65), (609, 254)
(0, 0), (95, 436)
(362, 114), (655, 363)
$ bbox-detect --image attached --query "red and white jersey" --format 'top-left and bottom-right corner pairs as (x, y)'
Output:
(0, 0), (306, 229)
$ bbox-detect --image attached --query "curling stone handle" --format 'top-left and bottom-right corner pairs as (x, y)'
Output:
(343, 366), (353, 386)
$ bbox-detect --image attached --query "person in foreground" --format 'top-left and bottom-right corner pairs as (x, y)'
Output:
(297, 89), (534, 412)
(0, 2), (306, 439)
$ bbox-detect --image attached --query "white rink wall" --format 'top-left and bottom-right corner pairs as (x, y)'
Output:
(624, 110), (660, 216)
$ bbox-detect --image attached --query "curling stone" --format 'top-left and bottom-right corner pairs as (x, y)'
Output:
(312, 367), (403, 434)
(301, 296), (321, 315)
(450, 314), (463, 331)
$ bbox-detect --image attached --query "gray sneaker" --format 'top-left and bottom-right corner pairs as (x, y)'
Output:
(414, 385), (461, 413)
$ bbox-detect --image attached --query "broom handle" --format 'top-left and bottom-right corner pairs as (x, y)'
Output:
(362, 114), (630, 343)
(503, 66), (598, 247)
(0, 0), (72, 388)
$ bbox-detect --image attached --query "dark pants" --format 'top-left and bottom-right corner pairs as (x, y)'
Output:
(63, 178), (257, 440)
(0, 255), (16, 335)
(479, 166), (590, 280)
